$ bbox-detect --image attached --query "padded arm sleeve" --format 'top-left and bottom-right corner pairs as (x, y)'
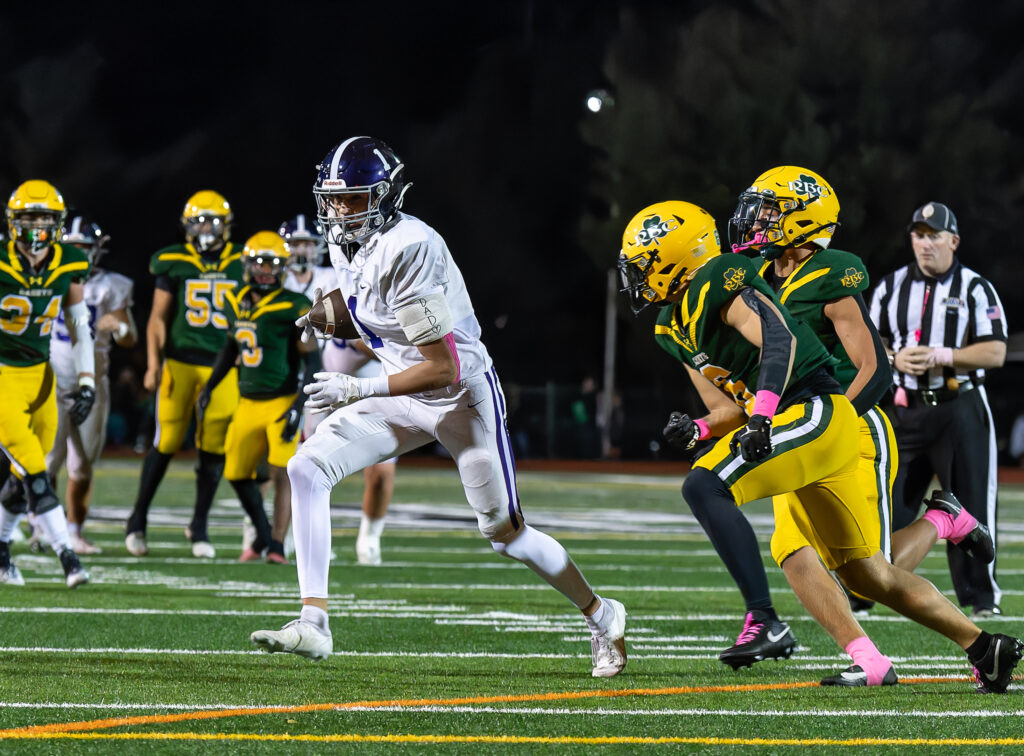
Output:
(394, 291), (454, 345)
(739, 287), (793, 397)
(67, 300), (96, 388)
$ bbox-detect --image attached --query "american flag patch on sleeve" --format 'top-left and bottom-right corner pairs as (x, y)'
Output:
(986, 305), (1002, 320)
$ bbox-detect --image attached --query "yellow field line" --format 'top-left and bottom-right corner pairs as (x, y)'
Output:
(3, 731), (1024, 747)
(0, 678), (965, 737)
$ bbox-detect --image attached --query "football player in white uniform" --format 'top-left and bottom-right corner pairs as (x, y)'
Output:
(281, 214), (396, 566)
(46, 217), (136, 554)
(251, 138), (627, 676)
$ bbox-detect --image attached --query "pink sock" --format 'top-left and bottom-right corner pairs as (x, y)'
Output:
(923, 508), (977, 544)
(845, 636), (892, 686)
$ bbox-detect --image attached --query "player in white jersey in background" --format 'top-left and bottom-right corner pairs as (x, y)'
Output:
(46, 217), (136, 553)
(280, 214), (395, 565)
(251, 137), (627, 676)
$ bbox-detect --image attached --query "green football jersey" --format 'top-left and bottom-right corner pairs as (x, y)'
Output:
(224, 286), (312, 398)
(0, 241), (91, 366)
(654, 254), (835, 414)
(758, 249), (869, 392)
(150, 243), (243, 365)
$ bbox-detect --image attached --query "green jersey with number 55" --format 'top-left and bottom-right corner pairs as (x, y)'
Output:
(150, 243), (243, 365)
(224, 286), (311, 398)
(0, 241), (91, 366)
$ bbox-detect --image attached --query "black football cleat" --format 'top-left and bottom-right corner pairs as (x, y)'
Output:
(924, 490), (994, 563)
(58, 548), (89, 589)
(821, 664), (898, 687)
(972, 634), (1024, 694)
(719, 610), (797, 669)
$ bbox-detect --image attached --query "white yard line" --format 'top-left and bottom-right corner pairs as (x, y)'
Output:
(2, 702), (1014, 717)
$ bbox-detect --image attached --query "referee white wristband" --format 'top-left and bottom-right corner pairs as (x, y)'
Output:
(357, 375), (391, 398)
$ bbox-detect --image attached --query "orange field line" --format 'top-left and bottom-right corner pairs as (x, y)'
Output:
(0, 681), (821, 736)
(0, 676), (971, 738)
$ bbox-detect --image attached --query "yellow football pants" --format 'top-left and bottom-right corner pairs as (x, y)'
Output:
(154, 358), (239, 455)
(224, 394), (299, 480)
(0, 362), (56, 477)
(695, 394), (876, 570)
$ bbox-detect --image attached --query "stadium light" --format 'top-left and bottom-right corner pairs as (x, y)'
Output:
(586, 89), (614, 113)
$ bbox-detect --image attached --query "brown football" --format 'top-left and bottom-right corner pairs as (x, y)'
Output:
(307, 288), (359, 339)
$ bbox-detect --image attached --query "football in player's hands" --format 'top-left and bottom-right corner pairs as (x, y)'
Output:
(305, 288), (358, 339)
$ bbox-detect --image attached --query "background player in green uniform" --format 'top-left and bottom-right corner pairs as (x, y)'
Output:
(125, 191), (243, 558)
(197, 231), (320, 562)
(0, 180), (93, 588)
(620, 199), (1023, 693)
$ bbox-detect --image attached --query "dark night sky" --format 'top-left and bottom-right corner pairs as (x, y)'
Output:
(3, 1), (1023, 457)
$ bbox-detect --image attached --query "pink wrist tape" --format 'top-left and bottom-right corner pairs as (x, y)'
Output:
(695, 418), (711, 440)
(752, 390), (780, 418)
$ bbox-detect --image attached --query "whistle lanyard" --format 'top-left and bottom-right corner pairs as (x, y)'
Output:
(914, 283), (932, 344)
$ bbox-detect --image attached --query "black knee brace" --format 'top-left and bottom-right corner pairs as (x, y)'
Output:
(0, 474), (27, 515)
(24, 472), (60, 515)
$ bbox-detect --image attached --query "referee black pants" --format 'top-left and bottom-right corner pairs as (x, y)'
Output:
(889, 387), (1001, 611)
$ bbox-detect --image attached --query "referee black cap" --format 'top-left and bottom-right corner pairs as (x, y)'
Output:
(908, 202), (959, 235)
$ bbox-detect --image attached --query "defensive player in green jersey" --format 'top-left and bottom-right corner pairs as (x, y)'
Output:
(620, 199), (1022, 693)
(197, 232), (320, 563)
(125, 191), (243, 559)
(0, 180), (92, 588)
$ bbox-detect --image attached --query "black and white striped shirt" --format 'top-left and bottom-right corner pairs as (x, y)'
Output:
(869, 259), (1007, 391)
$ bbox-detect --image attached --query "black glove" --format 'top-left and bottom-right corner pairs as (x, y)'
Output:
(277, 403), (303, 442)
(68, 384), (96, 425)
(196, 386), (212, 425)
(729, 414), (773, 462)
(663, 411), (701, 452)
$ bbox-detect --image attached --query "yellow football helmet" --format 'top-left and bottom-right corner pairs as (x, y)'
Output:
(619, 201), (722, 314)
(729, 166), (839, 260)
(242, 231), (291, 292)
(181, 190), (233, 254)
(6, 180), (67, 252)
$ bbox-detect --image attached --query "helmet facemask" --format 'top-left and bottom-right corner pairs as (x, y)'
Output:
(244, 253), (288, 293)
(729, 192), (793, 261)
(184, 215), (229, 254)
(8, 210), (65, 254)
(286, 239), (318, 275)
(618, 250), (663, 315)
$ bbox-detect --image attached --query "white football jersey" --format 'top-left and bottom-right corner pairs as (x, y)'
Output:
(283, 265), (338, 300)
(50, 268), (134, 384)
(327, 212), (492, 383)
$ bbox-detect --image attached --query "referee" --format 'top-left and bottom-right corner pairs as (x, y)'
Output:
(869, 201), (1007, 618)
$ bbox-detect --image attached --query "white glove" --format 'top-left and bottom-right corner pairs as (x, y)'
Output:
(303, 371), (362, 413)
(295, 287), (324, 343)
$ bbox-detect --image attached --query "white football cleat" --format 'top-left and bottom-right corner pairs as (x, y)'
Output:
(251, 619), (332, 661)
(590, 598), (627, 678)
(0, 562), (25, 587)
(241, 519), (257, 553)
(125, 532), (149, 556)
(192, 541), (216, 559)
(355, 535), (382, 566)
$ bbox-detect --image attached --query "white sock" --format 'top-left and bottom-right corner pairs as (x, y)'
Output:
(358, 515), (385, 541)
(492, 525), (595, 609)
(0, 509), (21, 542)
(585, 595), (611, 634)
(68, 523), (81, 539)
(288, 455), (335, 600)
(35, 508), (72, 553)
(300, 604), (330, 632)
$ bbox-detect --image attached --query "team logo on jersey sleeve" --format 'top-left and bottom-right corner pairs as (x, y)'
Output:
(723, 267), (747, 291)
(634, 215), (679, 247)
(840, 267), (865, 288)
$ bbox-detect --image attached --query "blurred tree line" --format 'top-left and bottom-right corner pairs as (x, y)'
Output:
(580, 0), (1024, 365)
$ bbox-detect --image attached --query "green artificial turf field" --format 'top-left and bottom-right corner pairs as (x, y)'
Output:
(1, 458), (1022, 754)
